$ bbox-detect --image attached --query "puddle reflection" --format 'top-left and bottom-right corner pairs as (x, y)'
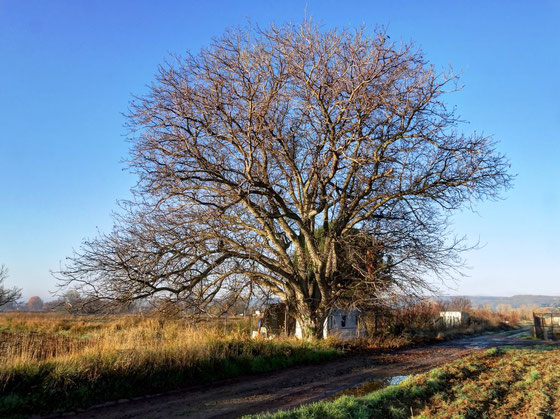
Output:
(327, 375), (410, 400)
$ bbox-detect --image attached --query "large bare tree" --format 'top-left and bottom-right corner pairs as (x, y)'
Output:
(0, 264), (22, 307)
(58, 23), (511, 337)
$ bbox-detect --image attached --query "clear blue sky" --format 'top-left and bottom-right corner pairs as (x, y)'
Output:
(1, 0), (559, 300)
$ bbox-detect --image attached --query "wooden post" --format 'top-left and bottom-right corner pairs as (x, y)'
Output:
(533, 313), (537, 339)
(284, 307), (288, 336)
(550, 310), (554, 340)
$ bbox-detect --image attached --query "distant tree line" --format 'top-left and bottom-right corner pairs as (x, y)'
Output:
(0, 287), (257, 316)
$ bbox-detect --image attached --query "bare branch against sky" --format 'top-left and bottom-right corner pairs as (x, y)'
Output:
(56, 22), (511, 337)
(0, 265), (22, 307)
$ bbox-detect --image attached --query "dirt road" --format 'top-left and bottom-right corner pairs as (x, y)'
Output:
(58, 329), (546, 419)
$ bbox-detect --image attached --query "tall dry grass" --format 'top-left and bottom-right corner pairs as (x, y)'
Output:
(0, 313), (252, 364)
(0, 313), (340, 416)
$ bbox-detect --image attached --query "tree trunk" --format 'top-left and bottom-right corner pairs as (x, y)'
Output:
(295, 300), (326, 340)
(297, 316), (322, 339)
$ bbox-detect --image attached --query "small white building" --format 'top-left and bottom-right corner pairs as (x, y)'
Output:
(295, 307), (366, 340)
(440, 311), (470, 328)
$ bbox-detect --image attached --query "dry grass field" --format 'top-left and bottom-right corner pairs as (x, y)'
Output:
(0, 313), (339, 416)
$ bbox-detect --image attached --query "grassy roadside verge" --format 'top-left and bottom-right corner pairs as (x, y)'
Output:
(250, 346), (560, 419)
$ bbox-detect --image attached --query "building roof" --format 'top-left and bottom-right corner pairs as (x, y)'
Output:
(533, 307), (560, 315)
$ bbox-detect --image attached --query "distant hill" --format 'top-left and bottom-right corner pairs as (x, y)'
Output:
(445, 295), (560, 309)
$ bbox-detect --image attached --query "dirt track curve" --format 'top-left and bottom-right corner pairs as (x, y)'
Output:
(51, 328), (547, 419)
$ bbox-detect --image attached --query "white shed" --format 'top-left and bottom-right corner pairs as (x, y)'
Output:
(295, 307), (366, 340)
(440, 311), (470, 328)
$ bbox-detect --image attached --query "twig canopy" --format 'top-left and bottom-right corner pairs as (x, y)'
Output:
(58, 22), (511, 337)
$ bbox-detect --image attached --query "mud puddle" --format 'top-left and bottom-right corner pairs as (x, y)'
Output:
(326, 375), (410, 400)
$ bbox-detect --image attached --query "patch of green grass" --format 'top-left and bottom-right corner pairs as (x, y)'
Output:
(249, 346), (560, 419)
(250, 368), (450, 419)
